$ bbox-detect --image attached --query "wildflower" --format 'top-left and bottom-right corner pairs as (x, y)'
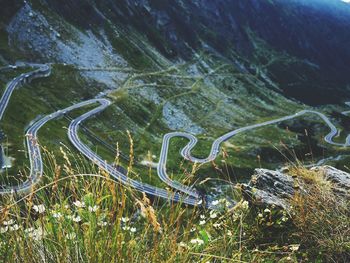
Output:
(258, 213), (263, 218)
(28, 228), (45, 241)
(213, 223), (222, 229)
(227, 230), (233, 236)
(66, 233), (76, 240)
(122, 226), (130, 231)
(52, 212), (62, 219)
(33, 204), (45, 214)
(24, 227), (34, 234)
(178, 242), (188, 248)
(98, 221), (107, 227)
(264, 208), (271, 213)
(242, 201), (249, 210)
(211, 200), (219, 206)
(190, 238), (204, 246)
(73, 200), (85, 208)
(209, 212), (217, 219)
(290, 244), (300, 252)
(200, 214), (206, 219)
(9, 224), (20, 231)
(197, 199), (203, 205)
(130, 227), (136, 233)
(121, 217), (129, 223)
(3, 219), (14, 226)
(199, 220), (206, 225)
(0, 227), (8, 234)
(282, 216), (289, 222)
(190, 227), (196, 232)
(72, 215), (82, 223)
(88, 205), (99, 212)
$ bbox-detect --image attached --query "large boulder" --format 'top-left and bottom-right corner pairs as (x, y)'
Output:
(241, 166), (350, 210)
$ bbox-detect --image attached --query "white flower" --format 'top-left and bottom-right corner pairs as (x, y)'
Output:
(199, 220), (206, 225)
(282, 216), (289, 222)
(0, 227), (8, 233)
(98, 221), (107, 227)
(9, 224), (20, 231)
(213, 223), (222, 229)
(33, 204), (45, 214)
(258, 213), (263, 218)
(200, 215), (206, 219)
(264, 208), (271, 213)
(289, 244), (300, 252)
(190, 238), (204, 246)
(52, 212), (62, 219)
(242, 201), (249, 210)
(178, 242), (188, 248)
(24, 227), (34, 234)
(28, 228), (45, 241)
(72, 215), (82, 223)
(227, 230), (232, 237)
(88, 205), (99, 212)
(130, 227), (136, 233)
(66, 233), (76, 240)
(213, 223), (220, 227)
(211, 200), (219, 206)
(209, 212), (217, 219)
(190, 227), (196, 232)
(121, 217), (129, 223)
(3, 219), (15, 226)
(122, 226), (130, 231)
(73, 201), (85, 208)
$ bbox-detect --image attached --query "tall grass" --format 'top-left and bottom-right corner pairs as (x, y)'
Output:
(290, 167), (350, 262)
(0, 145), (347, 262)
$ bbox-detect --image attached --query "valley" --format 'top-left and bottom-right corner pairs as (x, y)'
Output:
(1, 63), (349, 209)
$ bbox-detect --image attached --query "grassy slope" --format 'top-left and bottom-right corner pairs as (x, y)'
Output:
(0, 160), (348, 262)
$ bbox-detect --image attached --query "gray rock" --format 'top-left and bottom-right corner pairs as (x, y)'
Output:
(241, 166), (350, 210)
(241, 169), (298, 210)
(311, 166), (350, 197)
(162, 102), (205, 135)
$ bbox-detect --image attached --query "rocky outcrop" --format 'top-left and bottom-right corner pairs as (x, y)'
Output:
(241, 166), (350, 210)
(311, 166), (350, 197)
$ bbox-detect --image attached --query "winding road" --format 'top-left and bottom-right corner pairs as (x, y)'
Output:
(0, 63), (349, 209)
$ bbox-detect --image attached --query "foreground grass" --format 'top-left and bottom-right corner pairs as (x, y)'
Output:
(0, 149), (349, 262)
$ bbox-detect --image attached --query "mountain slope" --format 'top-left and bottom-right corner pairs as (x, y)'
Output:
(0, 0), (350, 184)
(26, 0), (350, 104)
